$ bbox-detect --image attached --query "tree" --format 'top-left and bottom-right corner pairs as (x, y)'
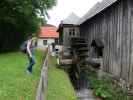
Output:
(0, 0), (56, 53)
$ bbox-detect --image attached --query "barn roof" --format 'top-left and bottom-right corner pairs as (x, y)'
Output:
(39, 26), (59, 38)
(78, 0), (118, 24)
(62, 12), (80, 25)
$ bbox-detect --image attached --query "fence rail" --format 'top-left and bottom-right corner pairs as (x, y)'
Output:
(36, 52), (49, 100)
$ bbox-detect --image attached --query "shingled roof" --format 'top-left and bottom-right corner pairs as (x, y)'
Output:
(62, 12), (80, 25)
(39, 26), (59, 38)
(78, 0), (118, 24)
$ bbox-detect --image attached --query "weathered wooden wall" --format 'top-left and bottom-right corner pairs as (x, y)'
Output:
(63, 26), (80, 48)
(80, 0), (133, 84)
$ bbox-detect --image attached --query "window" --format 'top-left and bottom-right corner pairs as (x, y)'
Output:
(69, 28), (72, 35)
(43, 40), (47, 45)
(69, 28), (75, 36)
(72, 28), (75, 36)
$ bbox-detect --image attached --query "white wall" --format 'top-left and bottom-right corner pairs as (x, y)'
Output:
(37, 38), (55, 49)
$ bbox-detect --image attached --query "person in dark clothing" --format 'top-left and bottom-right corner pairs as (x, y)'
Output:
(26, 36), (36, 74)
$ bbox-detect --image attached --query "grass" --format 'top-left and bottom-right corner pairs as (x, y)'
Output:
(0, 50), (45, 100)
(46, 56), (77, 100)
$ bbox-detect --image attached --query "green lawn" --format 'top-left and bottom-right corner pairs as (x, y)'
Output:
(46, 56), (77, 100)
(0, 51), (44, 100)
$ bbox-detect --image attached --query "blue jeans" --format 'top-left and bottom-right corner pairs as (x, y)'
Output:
(27, 56), (35, 73)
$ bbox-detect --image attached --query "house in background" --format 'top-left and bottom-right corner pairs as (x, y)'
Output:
(37, 24), (59, 49)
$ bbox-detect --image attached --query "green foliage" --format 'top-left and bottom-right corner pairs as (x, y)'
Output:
(32, 0), (57, 14)
(0, 0), (56, 52)
(88, 71), (133, 100)
(0, 50), (44, 99)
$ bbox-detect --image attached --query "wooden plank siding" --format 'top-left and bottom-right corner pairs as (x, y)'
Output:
(63, 26), (80, 48)
(80, 0), (133, 84)
(129, 0), (133, 84)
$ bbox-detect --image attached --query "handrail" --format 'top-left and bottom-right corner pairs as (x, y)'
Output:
(36, 50), (49, 100)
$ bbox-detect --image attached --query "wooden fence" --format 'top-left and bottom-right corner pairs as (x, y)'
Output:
(36, 52), (49, 100)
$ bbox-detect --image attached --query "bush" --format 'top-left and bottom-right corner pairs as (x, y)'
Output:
(87, 71), (133, 100)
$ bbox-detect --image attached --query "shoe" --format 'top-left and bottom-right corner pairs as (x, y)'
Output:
(26, 70), (32, 75)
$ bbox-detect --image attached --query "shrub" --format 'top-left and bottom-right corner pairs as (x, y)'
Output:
(87, 71), (133, 100)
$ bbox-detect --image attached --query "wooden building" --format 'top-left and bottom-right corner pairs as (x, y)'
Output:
(58, 0), (133, 88)
(57, 13), (80, 52)
(78, 0), (133, 86)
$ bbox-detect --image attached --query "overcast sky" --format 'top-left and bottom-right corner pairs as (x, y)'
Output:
(47, 0), (102, 27)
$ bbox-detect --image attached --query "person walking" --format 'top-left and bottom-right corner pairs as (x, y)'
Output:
(26, 36), (36, 74)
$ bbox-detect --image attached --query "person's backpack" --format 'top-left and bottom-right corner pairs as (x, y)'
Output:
(20, 41), (27, 53)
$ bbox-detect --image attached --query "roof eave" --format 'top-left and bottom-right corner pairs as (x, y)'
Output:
(79, 0), (118, 25)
